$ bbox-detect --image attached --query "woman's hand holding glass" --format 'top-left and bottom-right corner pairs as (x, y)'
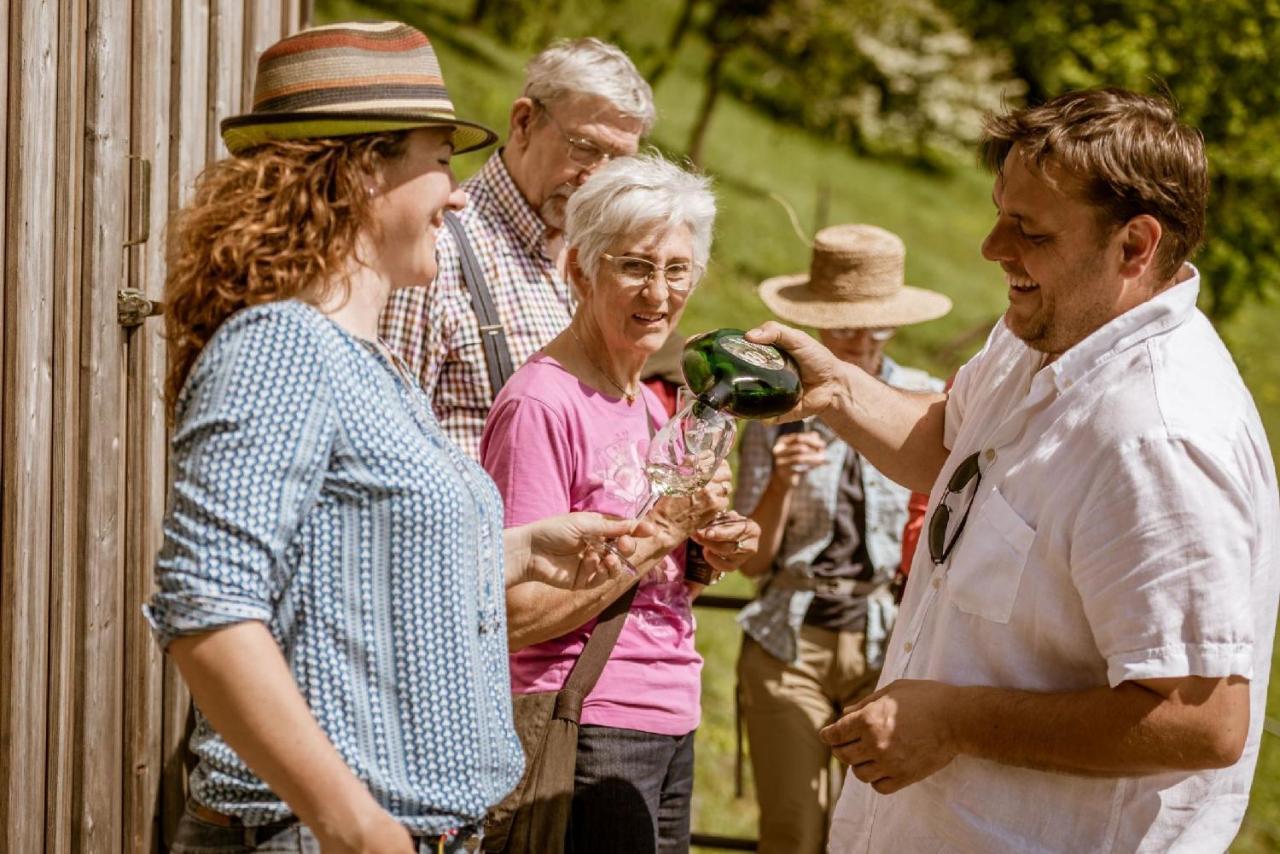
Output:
(506, 513), (658, 589)
(648, 459), (733, 536)
(690, 511), (762, 574)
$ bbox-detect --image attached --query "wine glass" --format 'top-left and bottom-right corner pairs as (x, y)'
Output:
(634, 388), (738, 518)
(596, 387), (738, 573)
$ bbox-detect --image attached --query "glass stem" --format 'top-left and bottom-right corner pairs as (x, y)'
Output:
(633, 488), (661, 522)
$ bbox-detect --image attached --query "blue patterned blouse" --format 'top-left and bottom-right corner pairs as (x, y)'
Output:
(145, 300), (523, 833)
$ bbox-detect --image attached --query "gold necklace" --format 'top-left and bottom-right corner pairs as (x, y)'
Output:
(568, 324), (637, 405)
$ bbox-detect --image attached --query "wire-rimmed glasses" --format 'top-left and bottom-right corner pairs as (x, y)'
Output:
(532, 98), (616, 168)
(601, 253), (700, 294)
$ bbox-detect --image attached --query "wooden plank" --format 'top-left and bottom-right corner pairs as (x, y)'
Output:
(0, 0), (9, 516)
(283, 0), (300, 35)
(72, 0), (131, 849)
(160, 661), (193, 847)
(243, 0), (280, 111)
(44, 0), (89, 849)
(0, 2), (59, 852)
(123, 0), (173, 850)
(172, 0), (209, 208)
(284, 0), (310, 34)
(206, 0), (244, 161)
(160, 0), (209, 842)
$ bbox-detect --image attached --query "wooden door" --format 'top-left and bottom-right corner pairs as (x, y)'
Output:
(1, 3), (309, 851)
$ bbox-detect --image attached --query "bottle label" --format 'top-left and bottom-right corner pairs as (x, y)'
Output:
(684, 541), (717, 585)
(720, 335), (785, 371)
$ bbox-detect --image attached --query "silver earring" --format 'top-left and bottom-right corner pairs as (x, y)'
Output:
(367, 186), (376, 197)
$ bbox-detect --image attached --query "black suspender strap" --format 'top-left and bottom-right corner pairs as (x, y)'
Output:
(443, 209), (515, 396)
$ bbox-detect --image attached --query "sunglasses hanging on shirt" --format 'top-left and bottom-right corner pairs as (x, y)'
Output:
(927, 450), (982, 565)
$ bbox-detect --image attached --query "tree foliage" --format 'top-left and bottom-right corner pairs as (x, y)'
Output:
(942, 0), (1280, 318)
(726, 0), (1023, 168)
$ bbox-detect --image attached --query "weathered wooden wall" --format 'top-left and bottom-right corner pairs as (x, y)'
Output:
(0, 3), (309, 850)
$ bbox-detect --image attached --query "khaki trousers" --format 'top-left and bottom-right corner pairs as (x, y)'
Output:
(738, 625), (880, 854)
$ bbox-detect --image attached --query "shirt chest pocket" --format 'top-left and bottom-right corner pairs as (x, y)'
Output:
(945, 485), (1035, 624)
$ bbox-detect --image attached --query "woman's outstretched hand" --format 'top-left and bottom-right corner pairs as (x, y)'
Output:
(505, 513), (657, 589)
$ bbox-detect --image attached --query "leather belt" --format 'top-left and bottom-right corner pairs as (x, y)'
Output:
(190, 802), (243, 827)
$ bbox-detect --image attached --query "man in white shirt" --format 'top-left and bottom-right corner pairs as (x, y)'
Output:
(747, 87), (1280, 852)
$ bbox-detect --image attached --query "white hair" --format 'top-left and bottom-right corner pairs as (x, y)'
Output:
(565, 152), (716, 282)
(523, 38), (656, 133)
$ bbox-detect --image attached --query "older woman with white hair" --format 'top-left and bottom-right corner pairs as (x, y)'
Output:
(481, 153), (761, 853)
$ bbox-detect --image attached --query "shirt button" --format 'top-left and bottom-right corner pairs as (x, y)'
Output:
(903, 641), (914, 653)
(984, 448), (997, 462)
(931, 577), (941, 589)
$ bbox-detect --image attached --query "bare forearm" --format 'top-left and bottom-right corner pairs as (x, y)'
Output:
(169, 622), (382, 834)
(506, 525), (682, 649)
(506, 574), (637, 649)
(949, 679), (1249, 775)
(742, 477), (792, 577)
(823, 369), (948, 493)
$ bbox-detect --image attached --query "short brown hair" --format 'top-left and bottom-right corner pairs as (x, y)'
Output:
(981, 88), (1207, 281)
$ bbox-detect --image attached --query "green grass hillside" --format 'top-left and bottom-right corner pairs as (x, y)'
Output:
(320, 1), (1280, 848)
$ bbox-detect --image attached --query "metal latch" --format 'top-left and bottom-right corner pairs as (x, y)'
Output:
(117, 289), (164, 327)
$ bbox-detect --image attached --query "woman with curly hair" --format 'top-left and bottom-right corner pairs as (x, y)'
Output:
(146, 22), (647, 854)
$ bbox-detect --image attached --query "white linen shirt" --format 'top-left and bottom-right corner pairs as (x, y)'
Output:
(829, 268), (1280, 853)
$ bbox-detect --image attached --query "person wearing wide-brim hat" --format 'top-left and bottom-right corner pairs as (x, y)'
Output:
(733, 224), (949, 854)
(149, 21), (650, 854)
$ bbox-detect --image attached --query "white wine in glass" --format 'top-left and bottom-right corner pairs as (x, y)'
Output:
(594, 388), (738, 573)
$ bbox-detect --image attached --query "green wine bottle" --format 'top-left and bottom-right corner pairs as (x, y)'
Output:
(681, 328), (802, 419)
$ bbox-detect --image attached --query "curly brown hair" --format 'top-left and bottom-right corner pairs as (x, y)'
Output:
(163, 132), (409, 416)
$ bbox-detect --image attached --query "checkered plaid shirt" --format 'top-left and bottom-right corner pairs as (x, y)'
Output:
(381, 152), (576, 459)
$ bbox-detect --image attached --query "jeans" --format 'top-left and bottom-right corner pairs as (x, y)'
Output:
(567, 725), (696, 854)
(170, 800), (479, 854)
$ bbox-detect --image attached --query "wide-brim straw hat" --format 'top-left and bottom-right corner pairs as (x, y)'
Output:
(221, 21), (498, 156)
(759, 224), (952, 329)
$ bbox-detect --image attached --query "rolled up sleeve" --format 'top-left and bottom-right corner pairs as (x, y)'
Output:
(1070, 436), (1256, 686)
(145, 307), (334, 648)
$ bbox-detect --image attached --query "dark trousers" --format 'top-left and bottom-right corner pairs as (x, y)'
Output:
(567, 725), (696, 854)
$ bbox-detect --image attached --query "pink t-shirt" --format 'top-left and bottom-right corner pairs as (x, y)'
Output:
(481, 353), (701, 736)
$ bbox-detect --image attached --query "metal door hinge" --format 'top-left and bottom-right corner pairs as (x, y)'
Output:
(117, 289), (164, 327)
(124, 155), (152, 247)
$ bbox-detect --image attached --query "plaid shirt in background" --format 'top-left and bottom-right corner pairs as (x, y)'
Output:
(381, 152), (576, 459)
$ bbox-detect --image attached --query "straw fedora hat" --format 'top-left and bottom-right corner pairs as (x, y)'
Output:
(221, 21), (498, 156)
(759, 224), (952, 329)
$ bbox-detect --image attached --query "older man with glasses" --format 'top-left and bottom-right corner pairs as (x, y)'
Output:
(733, 224), (950, 854)
(748, 89), (1280, 853)
(381, 38), (653, 460)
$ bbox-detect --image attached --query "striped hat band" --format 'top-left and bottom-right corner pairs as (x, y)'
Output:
(221, 20), (497, 156)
